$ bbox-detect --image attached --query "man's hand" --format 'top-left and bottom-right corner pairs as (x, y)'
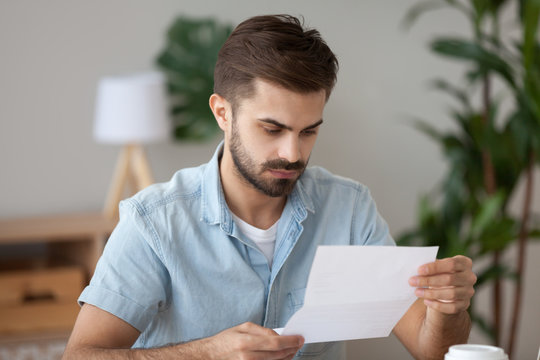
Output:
(409, 255), (477, 314)
(394, 255), (476, 359)
(204, 322), (304, 360)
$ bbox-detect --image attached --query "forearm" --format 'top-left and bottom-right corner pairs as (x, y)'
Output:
(417, 308), (471, 360)
(63, 338), (210, 360)
(64, 321), (302, 360)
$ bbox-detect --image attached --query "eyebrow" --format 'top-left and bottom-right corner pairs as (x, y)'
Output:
(258, 118), (324, 131)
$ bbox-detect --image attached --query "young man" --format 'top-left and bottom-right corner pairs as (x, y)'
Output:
(63, 15), (476, 359)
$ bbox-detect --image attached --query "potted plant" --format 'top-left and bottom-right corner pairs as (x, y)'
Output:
(399, 0), (540, 357)
(156, 16), (233, 141)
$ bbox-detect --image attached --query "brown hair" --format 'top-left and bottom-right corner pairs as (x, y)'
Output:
(213, 14), (339, 109)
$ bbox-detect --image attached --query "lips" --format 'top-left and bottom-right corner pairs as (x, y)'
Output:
(268, 169), (298, 179)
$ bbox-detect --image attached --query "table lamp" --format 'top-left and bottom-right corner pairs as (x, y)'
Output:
(94, 72), (170, 219)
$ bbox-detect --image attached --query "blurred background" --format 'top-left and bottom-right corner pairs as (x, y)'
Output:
(0, 0), (538, 359)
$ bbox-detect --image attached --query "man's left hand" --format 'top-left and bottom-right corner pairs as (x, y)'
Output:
(409, 255), (477, 314)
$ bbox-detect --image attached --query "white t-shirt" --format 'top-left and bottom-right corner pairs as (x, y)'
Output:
(231, 213), (278, 268)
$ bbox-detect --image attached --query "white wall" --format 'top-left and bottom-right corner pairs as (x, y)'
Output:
(1, 1), (538, 358)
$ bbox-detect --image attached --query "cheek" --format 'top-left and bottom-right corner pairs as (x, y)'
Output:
(301, 136), (318, 158)
(243, 131), (273, 160)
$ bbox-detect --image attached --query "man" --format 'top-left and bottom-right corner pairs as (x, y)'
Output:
(63, 14), (476, 359)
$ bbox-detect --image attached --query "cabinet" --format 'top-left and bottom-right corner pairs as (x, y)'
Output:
(0, 213), (116, 340)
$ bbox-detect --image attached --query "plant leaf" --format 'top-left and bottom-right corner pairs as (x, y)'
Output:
(396, 230), (421, 246)
(430, 37), (516, 88)
(475, 263), (512, 287)
(430, 78), (472, 111)
(478, 217), (518, 253)
(407, 117), (444, 142)
(529, 229), (540, 239)
(470, 192), (505, 240)
(471, 0), (490, 20)
(522, 0), (540, 74)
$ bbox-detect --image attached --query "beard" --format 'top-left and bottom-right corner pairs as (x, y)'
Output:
(229, 119), (307, 197)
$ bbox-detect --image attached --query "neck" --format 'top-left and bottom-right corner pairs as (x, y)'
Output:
(219, 146), (287, 229)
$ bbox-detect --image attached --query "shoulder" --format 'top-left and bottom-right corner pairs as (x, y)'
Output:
(122, 163), (207, 216)
(299, 166), (379, 216)
(300, 166), (371, 198)
(299, 166), (394, 246)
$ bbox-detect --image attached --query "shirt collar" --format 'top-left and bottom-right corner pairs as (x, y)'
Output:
(200, 141), (315, 229)
(200, 141), (228, 227)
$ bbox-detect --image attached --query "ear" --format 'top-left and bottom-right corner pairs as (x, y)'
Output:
(209, 93), (232, 132)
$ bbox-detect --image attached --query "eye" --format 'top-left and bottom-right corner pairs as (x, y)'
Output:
(301, 129), (318, 136)
(263, 127), (281, 135)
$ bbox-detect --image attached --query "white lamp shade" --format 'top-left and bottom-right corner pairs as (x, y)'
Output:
(94, 72), (170, 144)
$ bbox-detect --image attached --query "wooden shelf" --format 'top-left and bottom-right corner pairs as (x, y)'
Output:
(0, 212), (117, 338)
(0, 212), (117, 244)
(0, 329), (71, 345)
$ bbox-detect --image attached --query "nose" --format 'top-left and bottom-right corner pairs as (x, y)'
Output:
(277, 134), (301, 164)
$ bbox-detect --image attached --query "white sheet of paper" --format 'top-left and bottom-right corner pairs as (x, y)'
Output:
(275, 245), (438, 343)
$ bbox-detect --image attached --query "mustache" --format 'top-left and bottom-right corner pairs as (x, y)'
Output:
(262, 159), (306, 171)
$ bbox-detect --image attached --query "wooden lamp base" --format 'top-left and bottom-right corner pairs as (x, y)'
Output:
(103, 144), (154, 220)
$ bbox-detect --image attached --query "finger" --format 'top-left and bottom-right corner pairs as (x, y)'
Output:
(283, 349), (300, 360)
(418, 255), (472, 276)
(237, 322), (276, 336)
(415, 286), (475, 301)
(238, 322), (300, 341)
(234, 322), (303, 352)
(252, 334), (304, 352)
(284, 353), (297, 360)
(409, 271), (476, 288)
(424, 298), (471, 314)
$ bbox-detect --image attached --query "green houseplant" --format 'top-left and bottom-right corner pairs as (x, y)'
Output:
(156, 16), (233, 141)
(399, 0), (540, 357)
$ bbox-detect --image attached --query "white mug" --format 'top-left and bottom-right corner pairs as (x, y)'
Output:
(445, 344), (509, 360)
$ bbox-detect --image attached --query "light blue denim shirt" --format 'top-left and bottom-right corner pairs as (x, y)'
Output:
(79, 143), (395, 359)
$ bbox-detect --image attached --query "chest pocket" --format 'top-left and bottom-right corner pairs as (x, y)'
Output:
(288, 288), (337, 357)
(288, 287), (306, 312)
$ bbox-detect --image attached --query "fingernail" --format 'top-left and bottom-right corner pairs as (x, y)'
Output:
(418, 266), (428, 275)
(409, 277), (418, 286)
(415, 289), (424, 297)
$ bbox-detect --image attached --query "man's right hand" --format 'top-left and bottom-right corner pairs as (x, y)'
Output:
(63, 304), (303, 360)
(203, 322), (304, 360)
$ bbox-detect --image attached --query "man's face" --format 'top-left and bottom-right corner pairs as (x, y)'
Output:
(225, 79), (326, 197)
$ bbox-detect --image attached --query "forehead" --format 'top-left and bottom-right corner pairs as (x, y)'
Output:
(234, 79), (326, 126)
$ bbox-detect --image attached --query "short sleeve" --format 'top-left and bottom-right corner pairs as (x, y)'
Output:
(78, 200), (170, 332)
(351, 187), (396, 247)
